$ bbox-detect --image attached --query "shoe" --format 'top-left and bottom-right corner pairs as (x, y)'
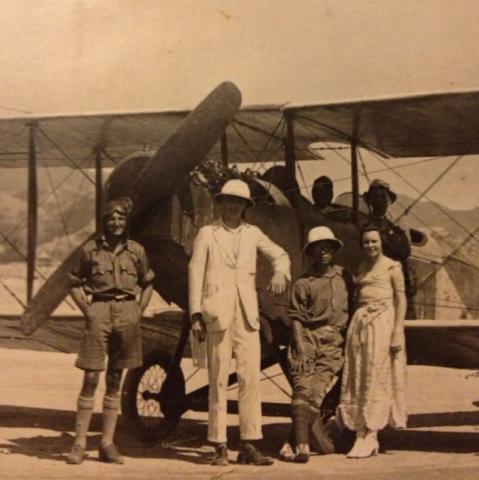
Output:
(237, 442), (274, 466)
(294, 443), (310, 463)
(279, 441), (295, 462)
(98, 444), (124, 464)
(346, 431), (365, 458)
(347, 431), (378, 459)
(211, 443), (229, 466)
(66, 444), (86, 464)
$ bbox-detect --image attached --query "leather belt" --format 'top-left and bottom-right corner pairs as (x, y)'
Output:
(91, 293), (136, 302)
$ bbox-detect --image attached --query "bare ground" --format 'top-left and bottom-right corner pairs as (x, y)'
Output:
(1, 347), (479, 479)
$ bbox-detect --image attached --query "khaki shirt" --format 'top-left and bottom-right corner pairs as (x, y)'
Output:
(289, 265), (352, 330)
(69, 236), (155, 296)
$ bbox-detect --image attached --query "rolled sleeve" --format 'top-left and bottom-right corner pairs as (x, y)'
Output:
(69, 248), (89, 288)
(288, 280), (310, 323)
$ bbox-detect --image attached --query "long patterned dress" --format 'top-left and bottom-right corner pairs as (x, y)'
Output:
(337, 256), (407, 432)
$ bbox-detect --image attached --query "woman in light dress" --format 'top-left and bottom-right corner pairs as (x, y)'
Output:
(337, 224), (407, 458)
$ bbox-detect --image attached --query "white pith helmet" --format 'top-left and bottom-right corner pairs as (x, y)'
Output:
(304, 226), (343, 255)
(214, 179), (254, 205)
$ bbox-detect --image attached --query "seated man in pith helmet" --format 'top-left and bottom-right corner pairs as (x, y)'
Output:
(189, 179), (291, 467)
(279, 226), (353, 463)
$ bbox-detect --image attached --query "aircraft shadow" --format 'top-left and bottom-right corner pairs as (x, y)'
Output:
(0, 404), (102, 432)
(408, 410), (479, 428)
(0, 404), (478, 462)
(381, 429), (479, 454)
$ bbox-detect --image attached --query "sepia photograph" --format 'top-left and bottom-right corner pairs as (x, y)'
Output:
(0, 1), (478, 478)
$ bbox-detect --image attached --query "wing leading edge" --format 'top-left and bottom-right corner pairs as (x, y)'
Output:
(286, 89), (479, 157)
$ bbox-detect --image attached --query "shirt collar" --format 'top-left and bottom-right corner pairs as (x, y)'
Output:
(220, 220), (244, 233)
(305, 265), (341, 280)
(95, 235), (129, 253)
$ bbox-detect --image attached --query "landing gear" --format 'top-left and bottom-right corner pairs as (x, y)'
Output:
(121, 350), (186, 442)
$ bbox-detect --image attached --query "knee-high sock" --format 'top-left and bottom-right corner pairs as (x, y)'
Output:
(101, 394), (120, 447)
(74, 395), (95, 448)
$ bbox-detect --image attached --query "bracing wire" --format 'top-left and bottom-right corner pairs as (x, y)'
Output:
(294, 112), (479, 249)
(0, 124), (28, 153)
(1, 114), (478, 316)
(0, 148), (95, 309)
(295, 128), (478, 258)
(332, 156), (457, 183)
(36, 126), (95, 184)
(394, 155), (463, 222)
(358, 148), (371, 184)
(38, 154), (73, 249)
(297, 161), (310, 199)
(261, 370), (291, 398)
(46, 170), (89, 266)
(317, 140), (467, 255)
(0, 275), (27, 309)
(246, 117), (285, 172)
(367, 148), (477, 242)
(99, 147), (119, 166)
(0, 150), (94, 250)
(230, 122), (267, 164)
(0, 229), (76, 309)
(414, 224), (479, 293)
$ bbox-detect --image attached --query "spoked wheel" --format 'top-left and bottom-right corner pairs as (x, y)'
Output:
(121, 350), (186, 443)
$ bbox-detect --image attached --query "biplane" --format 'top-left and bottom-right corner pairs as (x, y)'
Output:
(0, 82), (478, 442)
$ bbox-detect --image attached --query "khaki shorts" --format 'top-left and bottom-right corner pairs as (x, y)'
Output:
(76, 298), (142, 371)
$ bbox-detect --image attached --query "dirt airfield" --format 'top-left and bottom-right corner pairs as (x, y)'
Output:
(1, 346), (479, 480)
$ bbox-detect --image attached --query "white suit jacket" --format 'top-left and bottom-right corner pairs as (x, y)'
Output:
(188, 221), (290, 332)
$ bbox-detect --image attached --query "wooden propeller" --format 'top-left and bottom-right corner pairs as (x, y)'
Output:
(22, 81), (242, 335)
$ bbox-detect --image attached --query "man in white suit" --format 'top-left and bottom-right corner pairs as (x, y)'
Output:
(189, 179), (290, 466)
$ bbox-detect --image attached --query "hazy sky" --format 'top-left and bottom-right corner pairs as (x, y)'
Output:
(1, 0), (478, 208)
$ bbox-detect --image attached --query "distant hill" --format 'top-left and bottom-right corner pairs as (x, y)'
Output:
(391, 194), (478, 266)
(0, 180), (95, 262)
(393, 194), (478, 235)
(0, 180), (477, 265)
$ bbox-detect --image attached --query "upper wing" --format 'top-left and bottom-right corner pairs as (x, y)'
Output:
(3, 89), (479, 168)
(285, 89), (479, 158)
(0, 110), (192, 168)
(0, 105), (318, 168)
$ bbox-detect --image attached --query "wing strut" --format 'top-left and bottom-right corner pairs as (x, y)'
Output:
(351, 112), (361, 227)
(26, 122), (38, 303)
(351, 137), (360, 227)
(284, 112), (296, 184)
(94, 148), (103, 233)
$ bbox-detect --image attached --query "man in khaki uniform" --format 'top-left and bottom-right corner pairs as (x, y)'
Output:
(67, 198), (154, 465)
(189, 179), (290, 466)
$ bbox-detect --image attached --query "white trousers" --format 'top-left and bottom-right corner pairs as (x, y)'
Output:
(206, 295), (262, 443)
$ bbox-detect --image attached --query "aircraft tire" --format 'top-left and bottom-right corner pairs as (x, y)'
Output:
(121, 349), (186, 443)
